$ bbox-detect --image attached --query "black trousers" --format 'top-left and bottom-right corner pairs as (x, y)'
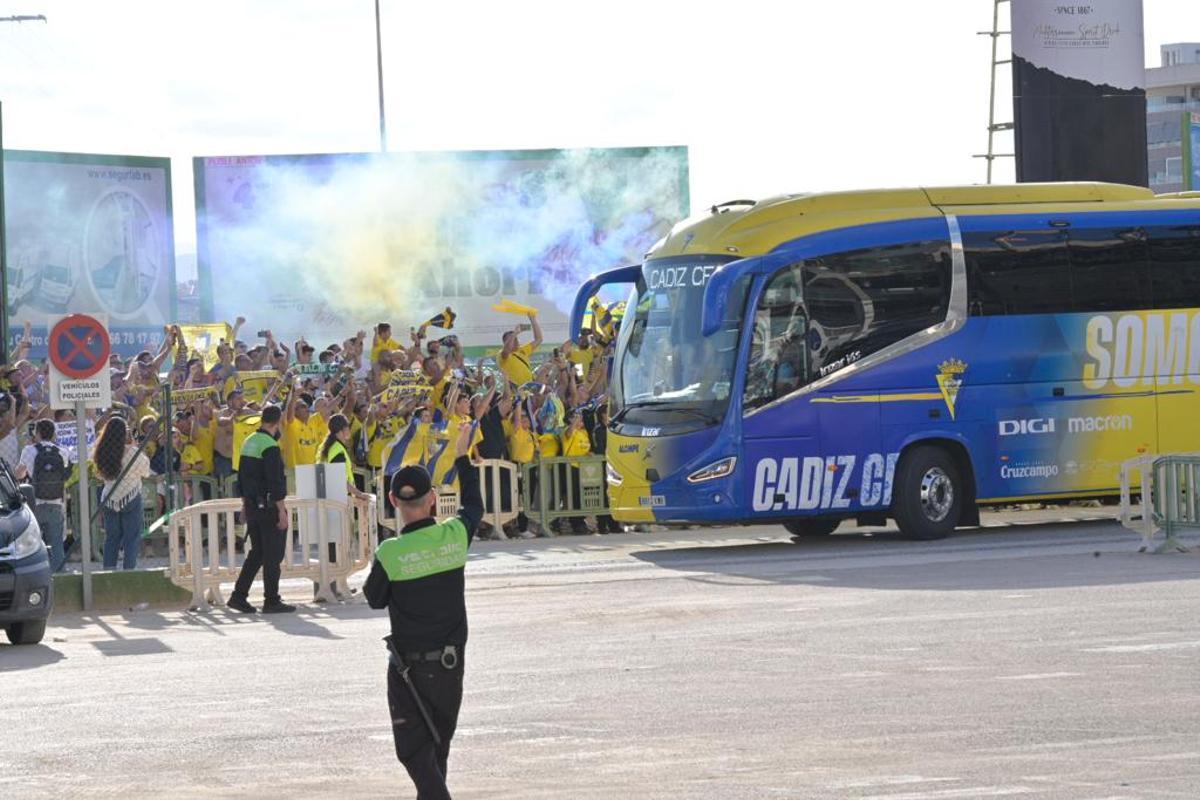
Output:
(232, 508), (286, 603)
(387, 653), (465, 800)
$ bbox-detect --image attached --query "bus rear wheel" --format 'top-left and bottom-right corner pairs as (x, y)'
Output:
(784, 518), (840, 538)
(892, 445), (962, 541)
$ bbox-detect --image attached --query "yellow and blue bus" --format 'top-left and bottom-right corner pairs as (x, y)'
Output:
(571, 184), (1200, 539)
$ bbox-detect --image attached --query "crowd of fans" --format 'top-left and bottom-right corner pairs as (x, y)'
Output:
(0, 302), (622, 572)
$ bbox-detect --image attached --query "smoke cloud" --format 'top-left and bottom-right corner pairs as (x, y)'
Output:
(200, 147), (688, 350)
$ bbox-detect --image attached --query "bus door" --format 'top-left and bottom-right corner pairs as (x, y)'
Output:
(740, 264), (827, 517)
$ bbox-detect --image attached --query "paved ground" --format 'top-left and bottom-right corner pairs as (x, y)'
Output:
(4, 510), (1200, 799)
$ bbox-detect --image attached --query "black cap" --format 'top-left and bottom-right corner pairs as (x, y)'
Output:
(390, 465), (432, 502)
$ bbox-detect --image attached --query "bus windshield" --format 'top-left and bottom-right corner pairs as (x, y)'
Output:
(612, 256), (748, 429)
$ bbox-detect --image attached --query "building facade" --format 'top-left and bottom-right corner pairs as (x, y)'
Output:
(1148, 43), (1200, 193)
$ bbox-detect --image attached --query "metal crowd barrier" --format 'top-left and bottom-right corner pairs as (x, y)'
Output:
(1119, 453), (1200, 553)
(521, 455), (609, 531)
(166, 494), (378, 611)
(373, 459), (520, 539)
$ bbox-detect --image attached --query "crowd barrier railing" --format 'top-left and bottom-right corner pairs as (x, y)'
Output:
(166, 493), (377, 611)
(521, 455), (609, 531)
(1119, 452), (1200, 553)
(75, 453), (613, 564)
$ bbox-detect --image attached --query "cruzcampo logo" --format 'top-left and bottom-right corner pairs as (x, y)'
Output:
(936, 359), (967, 420)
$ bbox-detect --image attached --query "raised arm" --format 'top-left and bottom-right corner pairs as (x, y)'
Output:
(529, 312), (543, 350)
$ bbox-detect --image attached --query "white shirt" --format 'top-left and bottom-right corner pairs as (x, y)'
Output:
(19, 441), (74, 508)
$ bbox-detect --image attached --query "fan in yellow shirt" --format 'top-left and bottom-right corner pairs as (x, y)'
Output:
(370, 322), (399, 363)
(507, 410), (537, 465)
(284, 391), (326, 468)
(497, 313), (542, 387)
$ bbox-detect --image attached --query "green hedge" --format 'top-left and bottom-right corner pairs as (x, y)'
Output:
(51, 570), (191, 614)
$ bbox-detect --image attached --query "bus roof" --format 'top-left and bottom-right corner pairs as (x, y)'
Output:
(647, 182), (1196, 260)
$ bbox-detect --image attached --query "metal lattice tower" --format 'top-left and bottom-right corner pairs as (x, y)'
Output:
(974, 0), (1014, 183)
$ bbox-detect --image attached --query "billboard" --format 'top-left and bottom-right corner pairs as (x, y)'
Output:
(194, 147), (689, 353)
(2, 150), (175, 358)
(1011, 0), (1148, 186)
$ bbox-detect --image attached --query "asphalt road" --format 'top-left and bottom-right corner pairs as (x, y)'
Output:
(4, 511), (1200, 799)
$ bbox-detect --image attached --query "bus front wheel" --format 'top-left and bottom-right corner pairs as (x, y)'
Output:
(784, 518), (840, 538)
(892, 445), (962, 540)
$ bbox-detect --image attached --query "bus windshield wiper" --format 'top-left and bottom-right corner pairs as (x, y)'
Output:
(615, 401), (719, 426)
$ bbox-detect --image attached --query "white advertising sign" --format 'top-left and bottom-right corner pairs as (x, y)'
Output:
(1011, 0), (1145, 90)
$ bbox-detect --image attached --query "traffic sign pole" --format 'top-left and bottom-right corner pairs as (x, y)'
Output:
(76, 401), (92, 611)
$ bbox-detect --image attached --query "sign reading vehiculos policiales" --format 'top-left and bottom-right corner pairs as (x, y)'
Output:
(48, 313), (113, 410)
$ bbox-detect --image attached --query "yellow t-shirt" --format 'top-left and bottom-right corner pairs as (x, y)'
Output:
(367, 415), (403, 469)
(285, 415), (324, 468)
(230, 415), (261, 470)
(189, 419), (216, 476)
(538, 432), (560, 458)
(446, 413), (484, 457)
(567, 346), (595, 375)
(508, 426), (536, 464)
(180, 443), (204, 474)
(371, 336), (399, 363)
(561, 428), (592, 458)
(498, 342), (535, 386)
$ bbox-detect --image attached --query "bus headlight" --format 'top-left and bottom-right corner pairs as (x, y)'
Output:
(687, 457), (736, 484)
(606, 463), (624, 486)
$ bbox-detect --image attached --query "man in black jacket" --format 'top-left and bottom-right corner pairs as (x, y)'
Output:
(228, 405), (295, 614)
(366, 423), (481, 800)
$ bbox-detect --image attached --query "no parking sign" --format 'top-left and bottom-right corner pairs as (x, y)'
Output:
(48, 313), (113, 410)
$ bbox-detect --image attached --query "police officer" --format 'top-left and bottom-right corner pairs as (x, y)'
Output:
(366, 422), (481, 799)
(227, 404), (296, 614)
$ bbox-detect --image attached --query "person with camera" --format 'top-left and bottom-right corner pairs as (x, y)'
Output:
(227, 404), (295, 614)
(365, 421), (481, 800)
(497, 312), (542, 388)
(16, 419), (72, 572)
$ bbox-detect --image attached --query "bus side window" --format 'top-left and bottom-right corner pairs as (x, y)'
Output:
(965, 229), (1071, 315)
(803, 240), (951, 375)
(1068, 226), (1151, 312)
(1148, 224), (1200, 310)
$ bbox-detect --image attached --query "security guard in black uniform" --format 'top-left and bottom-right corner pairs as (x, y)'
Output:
(228, 405), (296, 614)
(366, 423), (481, 799)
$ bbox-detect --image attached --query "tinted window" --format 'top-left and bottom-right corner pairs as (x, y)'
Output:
(1149, 224), (1200, 310)
(965, 228), (1070, 315)
(744, 240), (951, 410)
(1067, 227), (1150, 312)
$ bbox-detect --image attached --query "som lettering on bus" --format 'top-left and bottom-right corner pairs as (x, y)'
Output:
(1083, 312), (1200, 390)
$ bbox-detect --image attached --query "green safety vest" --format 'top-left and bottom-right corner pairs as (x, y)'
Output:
(323, 439), (354, 484)
(375, 518), (469, 582)
(242, 430), (278, 460)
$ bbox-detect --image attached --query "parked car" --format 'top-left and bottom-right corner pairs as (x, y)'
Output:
(0, 461), (53, 645)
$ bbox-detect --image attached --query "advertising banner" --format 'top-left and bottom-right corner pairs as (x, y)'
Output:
(2, 150), (175, 358)
(1011, 0), (1148, 185)
(194, 147), (689, 354)
(1189, 113), (1200, 191)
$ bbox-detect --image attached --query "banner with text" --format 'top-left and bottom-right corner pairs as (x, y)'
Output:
(1011, 0), (1147, 185)
(2, 150), (176, 358)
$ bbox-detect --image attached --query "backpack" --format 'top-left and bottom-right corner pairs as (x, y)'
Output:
(32, 443), (69, 501)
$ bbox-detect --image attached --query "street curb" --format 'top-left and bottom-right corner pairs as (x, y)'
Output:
(51, 570), (191, 614)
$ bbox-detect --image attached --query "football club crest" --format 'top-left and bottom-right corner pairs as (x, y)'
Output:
(936, 359), (967, 419)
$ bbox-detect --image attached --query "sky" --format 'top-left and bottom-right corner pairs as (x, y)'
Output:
(0, 0), (1196, 272)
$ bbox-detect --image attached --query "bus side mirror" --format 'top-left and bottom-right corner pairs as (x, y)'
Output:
(569, 264), (641, 340)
